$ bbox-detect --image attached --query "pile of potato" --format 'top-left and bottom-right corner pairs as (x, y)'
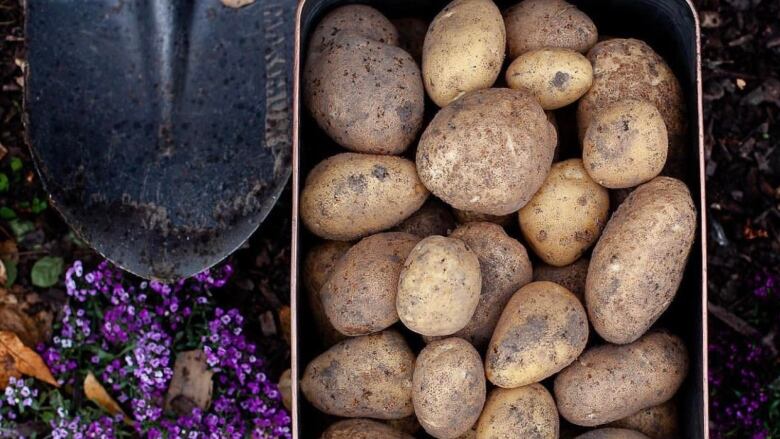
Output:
(299, 0), (697, 437)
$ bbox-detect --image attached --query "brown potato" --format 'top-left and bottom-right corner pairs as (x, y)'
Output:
(300, 153), (429, 241)
(301, 330), (415, 419)
(583, 99), (668, 189)
(397, 236), (481, 336)
(486, 281), (588, 388)
(422, 0), (505, 107)
(586, 177), (696, 344)
(392, 17), (428, 64)
(608, 400), (679, 439)
(321, 419), (414, 439)
(453, 209), (513, 227)
(554, 331), (689, 426)
(504, 0), (598, 59)
(476, 384), (559, 438)
(417, 88), (557, 216)
(533, 258), (589, 303)
(413, 338), (486, 438)
(392, 199), (456, 237)
(308, 5), (399, 55)
(321, 232), (419, 336)
(575, 429), (651, 439)
(506, 48), (594, 110)
(518, 159), (610, 267)
(303, 241), (352, 346)
(304, 32), (424, 154)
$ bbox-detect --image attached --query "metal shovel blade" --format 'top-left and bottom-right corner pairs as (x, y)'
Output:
(24, 0), (294, 280)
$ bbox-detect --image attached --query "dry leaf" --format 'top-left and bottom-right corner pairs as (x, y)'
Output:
(0, 330), (57, 388)
(0, 259), (5, 286)
(0, 288), (54, 347)
(85, 372), (128, 419)
(164, 350), (214, 416)
(0, 144), (7, 161)
(278, 306), (291, 345)
(278, 369), (292, 411)
(221, 0), (255, 8)
(0, 240), (18, 263)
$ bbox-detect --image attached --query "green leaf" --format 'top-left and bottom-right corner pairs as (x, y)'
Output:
(9, 157), (22, 173)
(3, 259), (17, 287)
(0, 172), (8, 192)
(0, 206), (16, 220)
(31, 256), (64, 288)
(31, 197), (47, 214)
(8, 218), (34, 239)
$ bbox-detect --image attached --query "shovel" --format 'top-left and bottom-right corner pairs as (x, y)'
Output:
(24, 0), (296, 281)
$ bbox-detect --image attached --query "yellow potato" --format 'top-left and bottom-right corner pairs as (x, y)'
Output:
(575, 429), (650, 439)
(417, 88), (557, 215)
(397, 236), (481, 336)
(533, 258), (589, 303)
(308, 5), (398, 55)
(303, 241), (351, 346)
(554, 331), (689, 426)
(486, 281), (588, 388)
(301, 330), (415, 419)
(583, 99), (668, 188)
(504, 0), (597, 59)
(453, 209), (513, 227)
(586, 177), (696, 344)
(422, 0), (506, 107)
(413, 338), (486, 438)
(321, 419), (414, 439)
(608, 400), (679, 439)
(392, 199), (456, 237)
(321, 232), (420, 336)
(300, 153), (429, 241)
(476, 384), (559, 438)
(506, 48), (593, 110)
(518, 159), (609, 267)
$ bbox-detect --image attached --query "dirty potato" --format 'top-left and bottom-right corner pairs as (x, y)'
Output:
(300, 153), (429, 241)
(506, 48), (593, 110)
(586, 177), (696, 344)
(533, 258), (589, 303)
(417, 88), (557, 216)
(300, 330), (415, 419)
(321, 232), (420, 336)
(397, 236), (481, 336)
(413, 338), (486, 438)
(504, 0), (598, 59)
(518, 159), (609, 267)
(476, 384), (559, 439)
(554, 331), (689, 426)
(608, 400), (679, 439)
(303, 241), (351, 346)
(392, 199), (456, 237)
(486, 281), (588, 388)
(575, 429), (650, 439)
(308, 5), (398, 55)
(304, 32), (424, 154)
(453, 209), (514, 227)
(321, 419), (414, 439)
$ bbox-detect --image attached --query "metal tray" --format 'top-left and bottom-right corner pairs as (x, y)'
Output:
(290, 0), (707, 436)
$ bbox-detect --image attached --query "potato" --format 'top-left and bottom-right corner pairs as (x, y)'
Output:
(304, 32), (424, 155)
(586, 177), (696, 344)
(506, 48), (593, 110)
(321, 419), (414, 439)
(533, 258), (589, 303)
(321, 232), (419, 336)
(392, 17), (428, 64)
(577, 39), (685, 174)
(397, 236), (481, 336)
(444, 222), (533, 350)
(486, 281), (588, 388)
(301, 330), (415, 419)
(583, 99), (668, 189)
(417, 88), (557, 215)
(308, 5), (398, 55)
(554, 331), (689, 426)
(476, 384), (559, 438)
(518, 159), (609, 267)
(608, 401), (679, 439)
(575, 429), (650, 439)
(303, 241), (351, 346)
(422, 0), (505, 107)
(453, 209), (513, 227)
(300, 153), (429, 241)
(392, 199), (456, 237)
(504, 0), (598, 59)
(413, 338), (486, 438)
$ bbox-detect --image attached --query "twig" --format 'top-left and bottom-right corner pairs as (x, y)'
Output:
(709, 301), (779, 357)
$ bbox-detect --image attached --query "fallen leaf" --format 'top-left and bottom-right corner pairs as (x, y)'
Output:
(0, 288), (54, 347)
(0, 259), (6, 286)
(278, 306), (291, 345)
(221, 0), (255, 7)
(84, 372), (128, 419)
(278, 369), (292, 411)
(0, 330), (57, 388)
(0, 240), (17, 263)
(164, 350), (214, 416)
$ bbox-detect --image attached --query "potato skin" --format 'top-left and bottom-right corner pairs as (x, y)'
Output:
(392, 199), (456, 237)
(583, 99), (668, 189)
(321, 233), (420, 336)
(422, 0), (505, 107)
(304, 32), (424, 155)
(533, 258), (589, 303)
(300, 153), (429, 241)
(554, 331), (689, 426)
(301, 330), (415, 419)
(486, 281), (588, 388)
(453, 209), (513, 227)
(608, 401), (679, 439)
(308, 5), (398, 54)
(575, 429), (650, 439)
(504, 0), (598, 59)
(586, 177), (696, 344)
(519, 159), (609, 267)
(413, 338), (486, 438)
(321, 419), (414, 439)
(397, 236), (482, 336)
(506, 48), (593, 110)
(303, 241), (352, 346)
(476, 384), (559, 439)
(417, 88), (557, 216)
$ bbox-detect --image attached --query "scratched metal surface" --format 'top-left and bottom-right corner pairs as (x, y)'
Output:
(24, 0), (295, 280)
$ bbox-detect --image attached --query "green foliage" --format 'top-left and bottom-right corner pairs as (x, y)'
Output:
(31, 256), (64, 288)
